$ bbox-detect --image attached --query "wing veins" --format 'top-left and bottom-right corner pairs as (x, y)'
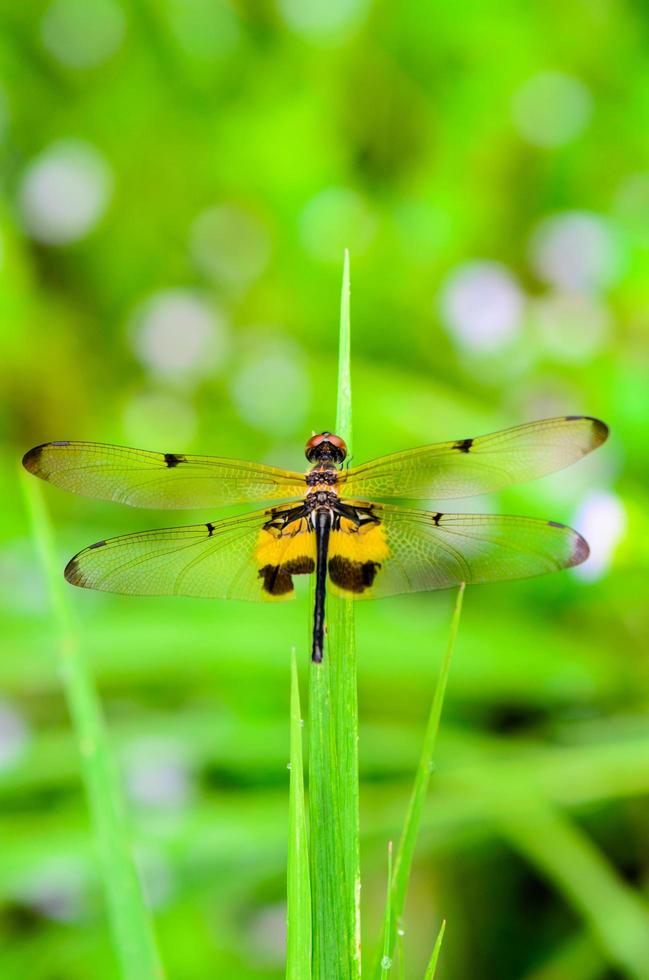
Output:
(172, 522), (265, 595)
(432, 521), (564, 569)
(79, 513), (268, 590)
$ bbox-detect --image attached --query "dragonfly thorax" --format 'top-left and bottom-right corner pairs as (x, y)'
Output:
(305, 468), (338, 487)
(305, 489), (338, 512)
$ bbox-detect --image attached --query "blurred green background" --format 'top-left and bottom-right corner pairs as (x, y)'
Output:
(1, 1), (648, 977)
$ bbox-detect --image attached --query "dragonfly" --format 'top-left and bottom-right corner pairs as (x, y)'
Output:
(23, 415), (608, 662)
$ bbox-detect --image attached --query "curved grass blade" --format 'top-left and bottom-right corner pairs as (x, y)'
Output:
(308, 249), (361, 979)
(499, 802), (649, 979)
(286, 649), (311, 979)
(21, 472), (163, 980)
(376, 583), (465, 976)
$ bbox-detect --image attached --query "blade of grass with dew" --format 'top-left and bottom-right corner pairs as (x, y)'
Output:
(308, 249), (361, 980)
(286, 648), (311, 979)
(423, 920), (446, 980)
(21, 472), (163, 980)
(376, 584), (465, 976)
(380, 842), (394, 979)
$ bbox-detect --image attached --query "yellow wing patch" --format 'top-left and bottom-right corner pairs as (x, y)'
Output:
(329, 518), (389, 597)
(255, 516), (316, 600)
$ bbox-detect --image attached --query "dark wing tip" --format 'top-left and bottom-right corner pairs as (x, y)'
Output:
(568, 529), (590, 568)
(22, 441), (71, 474)
(547, 521), (590, 568)
(588, 417), (609, 448)
(64, 556), (84, 587)
(22, 444), (45, 473)
(564, 415), (609, 448)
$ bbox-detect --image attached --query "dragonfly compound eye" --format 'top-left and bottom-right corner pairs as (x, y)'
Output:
(305, 432), (348, 464)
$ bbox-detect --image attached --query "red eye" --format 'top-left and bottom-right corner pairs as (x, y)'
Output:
(325, 434), (347, 452)
(305, 432), (347, 462)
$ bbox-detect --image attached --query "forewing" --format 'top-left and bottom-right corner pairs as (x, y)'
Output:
(65, 505), (316, 601)
(339, 416), (608, 501)
(23, 441), (305, 509)
(328, 503), (588, 599)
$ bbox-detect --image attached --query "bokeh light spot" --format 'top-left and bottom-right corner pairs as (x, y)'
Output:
(18, 139), (112, 245)
(248, 903), (287, 966)
(512, 71), (592, 148)
(190, 204), (270, 288)
(614, 172), (649, 247)
(129, 289), (229, 381)
(41, 0), (125, 69)
(528, 292), (610, 362)
(231, 335), (310, 435)
(573, 490), (626, 581)
(300, 187), (377, 262)
(18, 860), (88, 923)
(277, 0), (370, 41)
(136, 848), (174, 910)
(165, 0), (240, 61)
(122, 391), (197, 448)
(529, 211), (623, 293)
(124, 738), (194, 812)
(439, 260), (524, 352)
(0, 701), (30, 771)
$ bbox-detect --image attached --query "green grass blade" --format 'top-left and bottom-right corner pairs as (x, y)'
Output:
(423, 920), (446, 980)
(336, 248), (352, 445)
(308, 249), (361, 979)
(378, 583), (465, 975)
(286, 649), (311, 979)
(21, 472), (163, 980)
(380, 841), (394, 979)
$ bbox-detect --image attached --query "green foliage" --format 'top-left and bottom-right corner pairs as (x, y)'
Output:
(499, 804), (649, 979)
(20, 475), (162, 979)
(3, 2), (649, 977)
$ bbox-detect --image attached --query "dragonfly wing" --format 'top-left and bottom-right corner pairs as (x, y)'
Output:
(65, 504), (316, 601)
(328, 503), (588, 599)
(23, 441), (306, 508)
(339, 416), (608, 501)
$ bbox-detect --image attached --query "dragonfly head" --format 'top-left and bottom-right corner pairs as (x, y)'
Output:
(305, 432), (347, 465)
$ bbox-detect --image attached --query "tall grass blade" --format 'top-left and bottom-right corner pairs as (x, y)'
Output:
(21, 473), (163, 980)
(378, 583), (465, 975)
(336, 248), (352, 442)
(423, 920), (446, 980)
(308, 249), (361, 979)
(380, 841), (394, 979)
(286, 648), (311, 979)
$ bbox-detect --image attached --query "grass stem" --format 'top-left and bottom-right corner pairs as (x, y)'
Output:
(286, 649), (311, 978)
(423, 920), (446, 980)
(21, 472), (163, 980)
(380, 842), (394, 979)
(308, 249), (361, 979)
(378, 583), (465, 975)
